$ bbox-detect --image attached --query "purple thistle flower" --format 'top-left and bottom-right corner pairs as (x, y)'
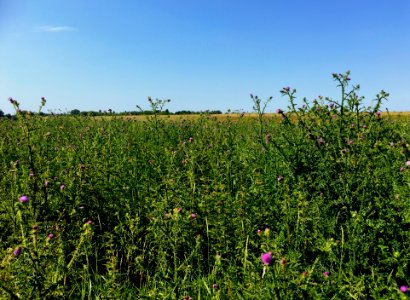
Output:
(406, 161), (410, 167)
(323, 271), (329, 278)
(32, 224), (39, 231)
(189, 213), (197, 220)
(189, 137), (193, 142)
(13, 247), (22, 257)
(86, 219), (93, 225)
(318, 137), (325, 145)
(47, 233), (54, 240)
(19, 195), (29, 203)
(400, 167), (405, 172)
(257, 229), (262, 235)
(275, 108), (284, 114)
(212, 283), (219, 290)
(282, 86), (290, 92)
(261, 252), (272, 266)
(60, 184), (65, 191)
(348, 140), (354, 145)
(277, 176), (283, 182)
(400, 286), (408, 293)
(183, 296), (192, 300)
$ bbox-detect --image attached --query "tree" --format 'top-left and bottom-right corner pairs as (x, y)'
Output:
(70, 109), (80, 115)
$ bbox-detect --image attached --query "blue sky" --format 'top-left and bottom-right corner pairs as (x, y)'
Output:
(0, 0), (409, 114)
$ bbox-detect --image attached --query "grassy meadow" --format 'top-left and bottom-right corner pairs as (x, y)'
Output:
(1, 73), (410, 299)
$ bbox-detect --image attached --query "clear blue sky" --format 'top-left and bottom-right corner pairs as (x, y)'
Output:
(0, 0), (409, 114)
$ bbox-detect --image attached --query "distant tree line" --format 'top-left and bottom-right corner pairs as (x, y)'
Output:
(69, 109), (223, 116)
(0, 108), (223, 118)
(0, 109), (15, 119)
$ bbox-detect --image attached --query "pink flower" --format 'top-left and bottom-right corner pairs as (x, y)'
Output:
(19, 195), (29, 203)
(13, 247), (21, 257)
(47, 233), (54, 240)
(323, 271), (329, 278)
(190, 213), (197, 220)
(400, 286), (408, 293)
(406, 161), (410, 167)
(261, 252), (272, 266)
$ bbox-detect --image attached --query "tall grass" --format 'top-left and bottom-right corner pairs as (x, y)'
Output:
(1, 72), (410, 299)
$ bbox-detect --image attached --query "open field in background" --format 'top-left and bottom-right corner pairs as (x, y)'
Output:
(111, 111), (410, 122)
(1, 75), (410, 299)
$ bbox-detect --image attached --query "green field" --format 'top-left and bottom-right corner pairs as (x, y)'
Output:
(1, 74), (410, 299)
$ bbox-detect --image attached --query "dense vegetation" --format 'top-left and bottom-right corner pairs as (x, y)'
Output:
(1, 72), (410, 299)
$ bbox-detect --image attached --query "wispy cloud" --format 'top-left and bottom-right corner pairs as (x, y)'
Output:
(37, 26), (78, 33)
